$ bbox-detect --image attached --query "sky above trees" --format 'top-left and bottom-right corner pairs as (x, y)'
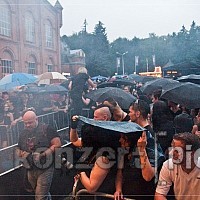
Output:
(49, 0), (200, 42)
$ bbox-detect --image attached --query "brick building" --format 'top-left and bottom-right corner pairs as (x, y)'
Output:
(61, 42), (86, 75)
(0, 0), (63, 78)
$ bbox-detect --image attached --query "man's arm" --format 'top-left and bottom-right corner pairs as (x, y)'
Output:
(114, 169), (123, 200)
(69, 115), (82, 147)
(77, 156), (110, 193)
(155, 160), (172, 200)
(154, 192), (167, 200)
(137, 131), (155, 181)
(70, 128), (82, 147)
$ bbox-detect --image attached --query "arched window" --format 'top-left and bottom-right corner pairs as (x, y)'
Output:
(25, 12), (35, 43)
(0, 1), (11, 36)
(28, 55), (36, 74)
(1, 51), (13, 76)
(47, 57), (54, 72)
(45, 20), (53, 48)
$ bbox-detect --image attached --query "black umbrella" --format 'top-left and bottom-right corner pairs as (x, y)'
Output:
(129, 75), (157, 83)
(78, 116), (145, 150)
(177, 74), (200, 84)
(97, 82), (117, 88)
(140, 78), (180, 95)
(160, 82), (200, 109)
(24, 86), (43, 93)
(24, 85), (68, 94)
(112, 79), (135, 86)
(39, 85), (68, 94)
(79, 116), (145, 133)
(85, 87), (136, 109)
(128, 74), (141, 80)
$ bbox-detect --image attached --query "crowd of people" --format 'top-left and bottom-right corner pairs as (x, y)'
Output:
(1, 67), (200, 199)
(0, 90), (69, 148)
(67, 68), (200, 200)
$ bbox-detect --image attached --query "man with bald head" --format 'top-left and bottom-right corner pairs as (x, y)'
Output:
(17, 110), (61, 200)
(70, 104), (112, 147)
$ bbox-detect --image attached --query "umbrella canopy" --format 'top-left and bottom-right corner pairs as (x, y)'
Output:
(129, 75), (157, 83)
(128, 74), (140, 79)
(37, 72), (67, 85)
(85, 87), (136, 109)
(24, 86), (43, 93)
(177, 74), (200, 84)
(112, 79), (135, 86)
(79, 116), (145, 133)
(97, 82), (118, 88)
(91, 75), (108, 82)
(39, 85), (68, 94)
(0, 73), (37, 91)
(160, 82), (200, 109)
(140, 78), (180, 95)
(78, 116), (145, 150)
(24, 85), (68, 94)
(97, 79), (135, 89)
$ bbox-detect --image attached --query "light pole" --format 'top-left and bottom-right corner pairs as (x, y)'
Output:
(116, 51), (128, 76)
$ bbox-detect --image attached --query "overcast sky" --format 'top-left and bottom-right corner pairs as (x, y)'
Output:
(49, 0), (200, 42)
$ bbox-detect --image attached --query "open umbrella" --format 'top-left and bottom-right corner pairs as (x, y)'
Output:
(85, 87), (136, 109)
(160, 82), (200, 109)
(37, 72), (66, 85)
(140, 78), (180, 95)
(79, 116), (145, 133)
(24, 85), (68, 94)
(0, 73), (37, 91)
(78, 116), (144, 150)
(177, 74), (200, 84)
(129, 75), (157, 83)
(112, 79), (135, 86)
(97, 82), (117, 88)
(39, 85), (68, 94)
(91, 75), (108, 82)
(128, 74), (141, 80)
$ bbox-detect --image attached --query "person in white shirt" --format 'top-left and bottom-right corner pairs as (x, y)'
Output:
(155, 132), (200, 200)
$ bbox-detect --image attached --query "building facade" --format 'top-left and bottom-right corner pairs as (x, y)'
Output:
(0, 0), (63, 78)
(61, 41), (86, 75)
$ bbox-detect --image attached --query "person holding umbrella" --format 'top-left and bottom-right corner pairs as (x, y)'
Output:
(70, 104), (121, 196)
(114, 100), (165, 200)
(103, 97), (130, 122)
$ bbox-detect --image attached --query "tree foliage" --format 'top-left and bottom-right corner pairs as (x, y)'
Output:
(61, 21), (200, 76)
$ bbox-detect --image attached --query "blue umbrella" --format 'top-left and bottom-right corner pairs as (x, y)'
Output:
(0, 73), (37, 91)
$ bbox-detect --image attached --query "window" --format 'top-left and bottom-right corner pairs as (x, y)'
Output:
(47, 64), (53, 72)
(45, 21), (53, 48)
(1, 59), (13, 75)
(25, 13), (35, 43)
(28, 62), (36, 74)
(0, 3), (11, 36)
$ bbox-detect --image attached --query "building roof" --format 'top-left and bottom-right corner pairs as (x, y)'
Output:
(54, 0), (63, 10)
(163, 61), (200, 71)
(70, 49), (83, 54)
(163, 59), (174, 68)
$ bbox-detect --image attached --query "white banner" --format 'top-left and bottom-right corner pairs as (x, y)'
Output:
(117, 57), (120, 68)
(135, 56), (139, 67)
(152, 54), (156, 66)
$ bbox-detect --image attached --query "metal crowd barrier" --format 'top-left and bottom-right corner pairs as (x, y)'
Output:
(74, 189), (135, 200)
(0, 108), (91, 176)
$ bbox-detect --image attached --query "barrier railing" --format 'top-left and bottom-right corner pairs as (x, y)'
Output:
(0, 108), (91, 176)
(74, 189), (135, 200)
